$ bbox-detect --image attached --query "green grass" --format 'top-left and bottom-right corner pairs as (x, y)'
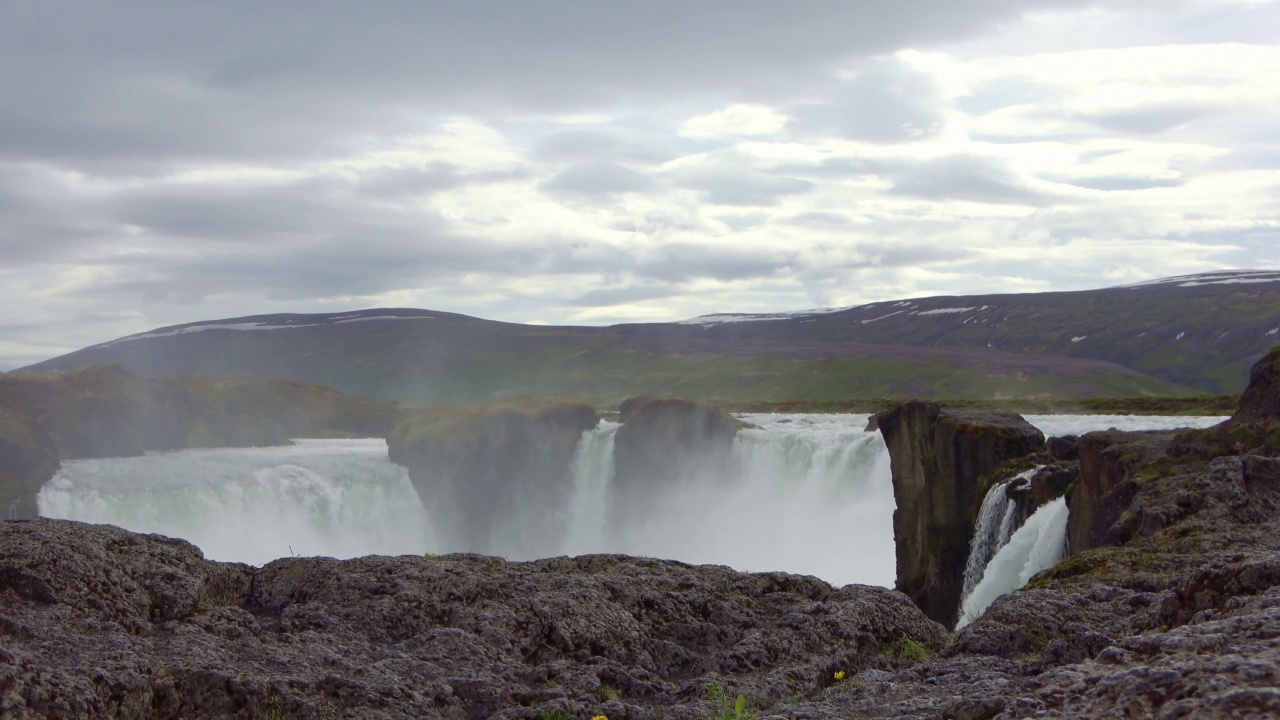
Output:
(724, 394), (1238, 416)
(703, 682), (756, 720)
(881, 638), (931, 663)
(356, 348), (1196, 408)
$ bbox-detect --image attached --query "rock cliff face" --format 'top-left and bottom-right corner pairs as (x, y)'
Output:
(0, 366), (403, 459)
(386, 399), (600, 557)
(872, 401), (1045, 627)
(0, 366), (402, 519)
(0, 409), (58, 519)
(611, 397), (739, 533)
(1233, 345), (1280, 422)
(0, 518), (946, 720)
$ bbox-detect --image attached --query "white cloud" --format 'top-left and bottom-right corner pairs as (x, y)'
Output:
(678, 104), (791, 139)
(3, 2), (1280, 364)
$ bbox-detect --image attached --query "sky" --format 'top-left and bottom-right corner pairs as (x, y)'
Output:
(2, 0), (1279, 369)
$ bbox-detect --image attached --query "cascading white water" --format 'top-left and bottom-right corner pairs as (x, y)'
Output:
(562, 421), (620, 554)
(588, 413), (896, 587)
(961, 469), (1034, 601)
(956, 497), (1070, 629)
(38, 439), (435, 566)
(36, 413), (1220, 587)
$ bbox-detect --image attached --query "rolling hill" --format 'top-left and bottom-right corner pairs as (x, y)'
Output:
(16, 271), (1280, 406)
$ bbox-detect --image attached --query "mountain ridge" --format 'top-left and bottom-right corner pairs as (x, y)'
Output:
(16, 271), (1280, 405)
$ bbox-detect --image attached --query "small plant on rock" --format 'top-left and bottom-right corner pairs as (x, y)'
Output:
(704, 681), (756, 720)
(881, 638), (930, 663)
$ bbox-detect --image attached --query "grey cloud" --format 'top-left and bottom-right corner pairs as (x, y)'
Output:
(0, 1), (1094, 170)
(530, 129), (674, 166)
(0, 164), (117, 262)
(780, 212), (855, 228)
(772, 157), (880, 180)
(792, 57), (949, 142)
(1061, 175), (1185, 191)
(775, 153), (1056, 206)
(675, 159), (814, 206)
(636, 243), (798, 282)
(356, 162), (466, 198)
(540, 163), (655, 196)
(716, 213), (769, 232)
(563, 286), (683, 307)
(885, 155), (1057, 206)
(1085, 102), (1216, 134)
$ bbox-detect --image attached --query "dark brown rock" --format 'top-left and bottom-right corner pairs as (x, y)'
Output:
(386, 399), (600, 556)
(0, 409), (58, 519)
(1046, 434), (1080, 461)
(873, 401), (1044, 627)
(1029, 464), (1077, 507)
(1068, 430), (1176, 553)
(0, 366), (403, 460)
(1233, 345), (1280, 423)
(0, 518), (947, 720)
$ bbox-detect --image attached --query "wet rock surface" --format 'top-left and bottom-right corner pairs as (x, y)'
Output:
(0, 519), (946, 720)
(386, 399), (599, 557)
(874, 401), (1044, 627)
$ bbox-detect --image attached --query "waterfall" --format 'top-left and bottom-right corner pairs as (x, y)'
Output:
(38, 439), (435, 566)
(562, 421), (619, 554)
(956, 497), (1070, 629)
(960, 467), (1039, 600)
(42, 412), (1202, 590)
(604, 413), (896, 586)
(37, 413), (895, 587)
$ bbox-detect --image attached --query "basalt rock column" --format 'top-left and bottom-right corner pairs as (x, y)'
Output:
(387, 399), (600, 557)
(873, 401), (1044, 627)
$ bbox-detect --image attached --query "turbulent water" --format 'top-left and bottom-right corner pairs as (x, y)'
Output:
(961, 467), (1039, 601)
(956, 497), (1070, 629)
(38, 440), (435, 566)
(37, 413), (1226, 591)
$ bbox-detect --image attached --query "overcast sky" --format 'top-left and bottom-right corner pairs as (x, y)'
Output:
(2, 0), (1279, 368)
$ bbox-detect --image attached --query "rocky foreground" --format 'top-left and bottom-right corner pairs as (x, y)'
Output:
(1, 519), (945, 719)
(4, 349), (1280, 718)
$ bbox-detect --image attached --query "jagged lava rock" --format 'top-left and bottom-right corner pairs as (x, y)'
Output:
(0, 518), (946, 720)
(386, 399), (599, 557)
(872, 401), (1044, 627)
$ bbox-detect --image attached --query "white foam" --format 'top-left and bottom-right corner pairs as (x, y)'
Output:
(956, 498), (1069, 629)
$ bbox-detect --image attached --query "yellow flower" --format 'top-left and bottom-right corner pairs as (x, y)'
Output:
(833, 670), (846, 681)
(593, 715), (608, 720)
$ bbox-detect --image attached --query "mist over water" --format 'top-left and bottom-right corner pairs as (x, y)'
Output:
(38, 440), (435, 566)
(37, 413), (1227, 589)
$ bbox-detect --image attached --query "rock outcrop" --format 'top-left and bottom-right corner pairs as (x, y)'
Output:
(386, 399), (600, 557)
(1233, 345), (1280, 422)
(873, 401), (1045, 627)
(0, 366), (403, 459)
(0, 367), (402, 518)
(0, 409), (58, 519)
(0, 518), (947, 720)
(611, 397), (739, 533)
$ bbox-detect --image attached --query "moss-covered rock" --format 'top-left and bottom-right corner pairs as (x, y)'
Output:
(386, 398), (600, 556)
(0, 366), (404, 460)
(0, 409), (58, 519)
(873, 401), (1045, 627)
